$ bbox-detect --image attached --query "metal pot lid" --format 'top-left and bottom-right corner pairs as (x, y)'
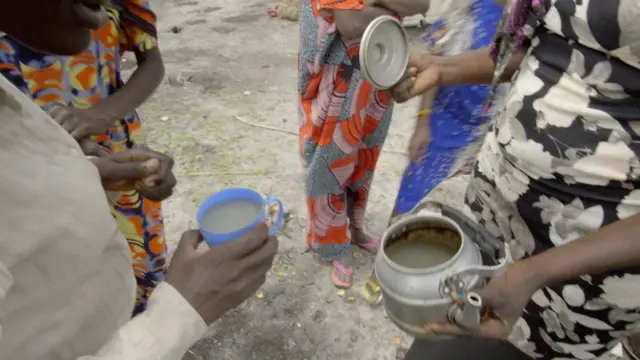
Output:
(360, 15), (409, 90)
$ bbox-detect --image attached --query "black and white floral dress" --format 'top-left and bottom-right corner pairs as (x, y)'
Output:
(463, 0), (640, 359)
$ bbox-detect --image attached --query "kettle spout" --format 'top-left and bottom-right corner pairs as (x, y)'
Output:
(449, 292), (483, 329)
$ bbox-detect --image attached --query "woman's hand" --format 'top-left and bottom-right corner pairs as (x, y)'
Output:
(391, 53), (441, 103)
(408, 124), (430, 164)
(48, 104), (113, 140)
(424, 262), (539, 339)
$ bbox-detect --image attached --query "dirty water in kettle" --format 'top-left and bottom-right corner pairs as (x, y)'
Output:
(385, 228), (461, 269)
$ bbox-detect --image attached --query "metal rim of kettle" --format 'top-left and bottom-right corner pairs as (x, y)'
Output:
(379, 211), (470, 276)
(359, 15), (409, 90)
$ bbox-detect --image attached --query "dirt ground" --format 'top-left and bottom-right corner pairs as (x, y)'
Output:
(129, 1), (627, 359)
(129, 0), (430, 359)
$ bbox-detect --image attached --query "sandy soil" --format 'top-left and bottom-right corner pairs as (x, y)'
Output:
(127, 0), (433, 359)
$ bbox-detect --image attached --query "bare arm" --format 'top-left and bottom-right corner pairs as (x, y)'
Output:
(91, 47), (164, 123)
(372, 0), (431, 17)
(416, 87), (437, 129)
(331, 7), (393, 40)
(521, 213), (640, 290)
(431, 47), (526, 86)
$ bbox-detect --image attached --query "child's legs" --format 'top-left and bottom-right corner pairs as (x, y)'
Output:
(111, 193), (167, 316)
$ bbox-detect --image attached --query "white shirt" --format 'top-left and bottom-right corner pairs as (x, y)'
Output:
(0, 73), (207, 359)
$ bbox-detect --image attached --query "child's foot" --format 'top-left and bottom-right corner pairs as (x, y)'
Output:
(331, 255), (354, 289)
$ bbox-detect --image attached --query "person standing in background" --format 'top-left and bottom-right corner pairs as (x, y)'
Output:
(393, 0), (504, 218)
(298, 0), (429, 288)
(0, 0), (171, 315)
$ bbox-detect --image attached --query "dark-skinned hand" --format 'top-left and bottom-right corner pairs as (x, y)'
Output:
(89, 148), (162, 192)
(166, 224), (279, 325)
(391, 53), (441, 103)
(132, 145), (176, 202)
(424, 263), (538, 340)
(48, 104), (113, 140)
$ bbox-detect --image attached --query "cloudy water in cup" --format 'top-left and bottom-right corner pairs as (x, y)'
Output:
(200, 198), (263, 234)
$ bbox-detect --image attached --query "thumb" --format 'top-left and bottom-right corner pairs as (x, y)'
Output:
(171, 230), (203, 266)
(176, 230), (204, 253)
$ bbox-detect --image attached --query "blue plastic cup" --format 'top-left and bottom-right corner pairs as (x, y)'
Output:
(196, 188), (284, 247)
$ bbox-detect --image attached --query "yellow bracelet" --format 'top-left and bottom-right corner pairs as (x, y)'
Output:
(417, 109), (431, 117)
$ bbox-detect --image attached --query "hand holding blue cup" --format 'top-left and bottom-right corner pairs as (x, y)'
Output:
(196, 188), (285, 247)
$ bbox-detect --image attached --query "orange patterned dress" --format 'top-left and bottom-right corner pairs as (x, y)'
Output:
(0, 0), (165, 315)
(298, 0), (394, 261)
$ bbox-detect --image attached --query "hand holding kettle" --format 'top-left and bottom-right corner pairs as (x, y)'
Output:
(424, 262), (539, 339)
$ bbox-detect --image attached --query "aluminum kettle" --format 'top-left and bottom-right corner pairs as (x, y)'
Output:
(374, 202), (511, 339)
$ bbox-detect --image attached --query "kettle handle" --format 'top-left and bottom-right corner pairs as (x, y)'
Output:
(439, 204), (506, 261)
(436, 205), (513, 299)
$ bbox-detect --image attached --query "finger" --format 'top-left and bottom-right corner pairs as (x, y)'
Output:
(410, 69), (439, 98)
(70, 126), (89, 140)
(46, 105), (68, 124)
(108, 148), (158, 164)
(236, 235), (278, 272)
(139, 165), (177, 188)
(394, 80), (413, 98)
(173, 230), (204, 261)
(79, 138), (109, 157)
(60, 118), (77, 134)
(408, 53), (428, 70)
(136, 182), (174, 202)
(425, 318), (510, 340)
(157, 154), (175, 179)
(100, 158), (160, 182)
(212, 222), (270, 259)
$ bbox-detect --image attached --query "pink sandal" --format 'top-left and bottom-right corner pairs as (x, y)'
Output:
(331, 260), (354, 289)
(352, 232), (380, 254)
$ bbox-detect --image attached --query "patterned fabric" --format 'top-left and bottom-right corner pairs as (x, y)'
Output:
(0, 0), (165, 315)
(394, 0), (504, 214)
(485, 0), (551, 111)
(490, 0), (550, 61)
(463, 0), (640, 358)
(298, 0), (394, 260)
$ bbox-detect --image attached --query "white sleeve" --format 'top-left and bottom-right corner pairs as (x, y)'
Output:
(77, 282), (208, 360)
